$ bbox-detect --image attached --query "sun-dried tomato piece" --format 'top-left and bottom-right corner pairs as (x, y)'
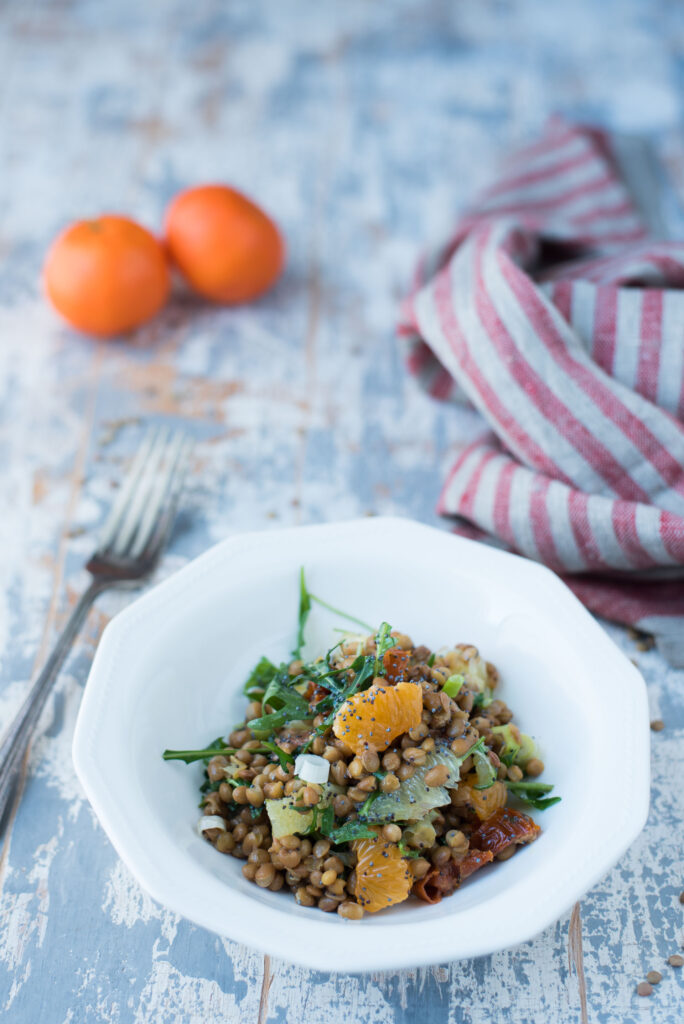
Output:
(413, 849), (494, 904)
(458, 848), (494, 881)
(383, 647), (411, 683)
(469, 807), (540, 856)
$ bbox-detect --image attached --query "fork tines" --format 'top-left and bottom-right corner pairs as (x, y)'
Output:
(97, 427), (192, 562)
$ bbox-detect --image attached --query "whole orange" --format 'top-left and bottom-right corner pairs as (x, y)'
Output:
(44, 215), (170, 338)
(163, 185), (284, 304)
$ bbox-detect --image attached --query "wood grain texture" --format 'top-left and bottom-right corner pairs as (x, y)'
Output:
(0, 1), (683, 1021)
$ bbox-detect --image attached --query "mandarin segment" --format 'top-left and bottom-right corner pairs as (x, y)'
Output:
(353, 833), (412, 913)
(453, 775), (508, 821)
(332, 681), (422, 755)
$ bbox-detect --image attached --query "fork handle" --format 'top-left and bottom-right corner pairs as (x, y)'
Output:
(0, 578), (108, 837)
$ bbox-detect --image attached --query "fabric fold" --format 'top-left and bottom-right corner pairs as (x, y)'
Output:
(401, 117), (684, 663)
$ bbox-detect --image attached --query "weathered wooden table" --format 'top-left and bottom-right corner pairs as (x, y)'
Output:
(1, 1), (683, 1020)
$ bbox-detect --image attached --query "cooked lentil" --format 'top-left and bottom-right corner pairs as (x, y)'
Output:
(165, 596), (557, 917)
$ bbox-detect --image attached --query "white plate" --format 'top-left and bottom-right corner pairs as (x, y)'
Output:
(72, 517), (649, 972)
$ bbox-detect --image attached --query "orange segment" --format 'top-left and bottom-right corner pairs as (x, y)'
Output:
(454, 775), (508, 821)
(332, 681), (422, 755)
(353, 833), (412, 913)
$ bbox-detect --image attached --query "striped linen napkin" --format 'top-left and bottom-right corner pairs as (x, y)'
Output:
(400, 116), (684, 665)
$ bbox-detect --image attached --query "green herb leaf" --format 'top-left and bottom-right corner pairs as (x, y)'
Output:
(303, 653), (379, 751)
(505, 780), (554, 796)
(427, 653), (436, 668)
(294, 567), (312, 659)
(397, 841), (421, 859)
(242, 657), (278, 698)
(326, 820), (377, 844)
(163, 740), (295, 767)
(260, 673), (295, 706)
(249, 709), (308, 739)
(309, 595), (373, 633)
(299, 801), (336, 837)
(358, 790), (382, 818)
(249, 674), (311, 738)
(259, 741), (295, 769)
(528, 796), (562, 810)
(199, 779), (221, 795)
(163, 741), (231, 764)
(491, 725), (536, 768)
(472, 690), (493, 710)
(506, 780), (561, 811)
(373, 622), (396, 675)
(318, 803), (335, 835)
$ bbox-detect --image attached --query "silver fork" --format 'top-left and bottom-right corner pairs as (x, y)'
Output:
(0, 426), (192, 836)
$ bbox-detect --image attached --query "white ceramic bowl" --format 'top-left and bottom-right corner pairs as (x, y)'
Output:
(72, 517), (649, 972)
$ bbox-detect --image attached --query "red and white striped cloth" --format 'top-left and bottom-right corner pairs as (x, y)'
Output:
(399, 117), (684, 664)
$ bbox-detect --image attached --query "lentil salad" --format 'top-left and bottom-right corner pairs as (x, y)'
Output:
(164, 572), (559, 918)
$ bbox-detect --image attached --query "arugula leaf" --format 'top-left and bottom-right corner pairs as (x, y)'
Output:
(297, 642), (350, 697)
(343, 657), (376, 701)
(260, 673), (307, 713)
(309, 595), (373, 633)
(521, 795), (561, 811)
(199, 779), (221, 795)
(259, 741), (295, 769)
(248, 674), (311, 738)
(299, 801), (336, 837)
(248, 709), (309, 739)
(300, 652), (379, 753)
(163, 740), (231, 764)
(242, 657), (278, 698)
(318, 803), (335, 835)
(326, 820), (377, 844)
(350, 656), (377, 692)
(427, 652), (436, 668)
(472, 690), (493, 710)
(164, 740), (293, 767)
(294, 567), (312, 659)
(506, 780), (561, 811)
(358, 790), (382, 818)
(506, 780), (554, 797)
